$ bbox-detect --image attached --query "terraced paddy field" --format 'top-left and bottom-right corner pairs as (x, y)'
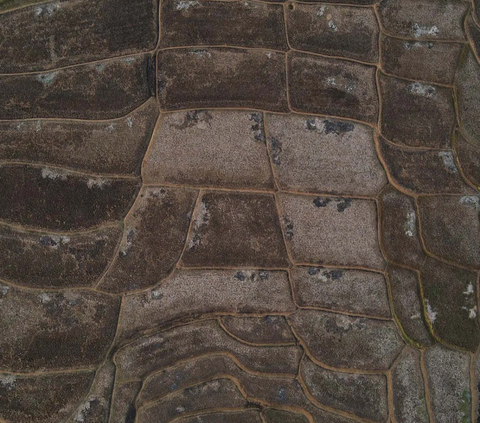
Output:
(0, 0), (479, 422)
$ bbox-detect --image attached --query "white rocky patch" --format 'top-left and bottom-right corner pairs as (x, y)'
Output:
(39, 293), (52, 304)
(41, 168), (68, 181)
(328, 20), (338, 31)
(86, 178), (110, 189)
(36, 71), (58, 86)
(460, 196), (480, 210)
(412, 23), (439, 38)
(404, 210), (416, 237)
(35, 3), (60, 17)
(425, 299), (437, 323)
(438, 151), (458, 173)
(316, 6), (326, 17)
(0, 374), (16, 390)
(175, 0), (199, 10)
(408, 82), (435, 97)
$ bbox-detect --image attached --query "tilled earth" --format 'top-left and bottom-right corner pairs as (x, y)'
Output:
(0, 0), (480, 422)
